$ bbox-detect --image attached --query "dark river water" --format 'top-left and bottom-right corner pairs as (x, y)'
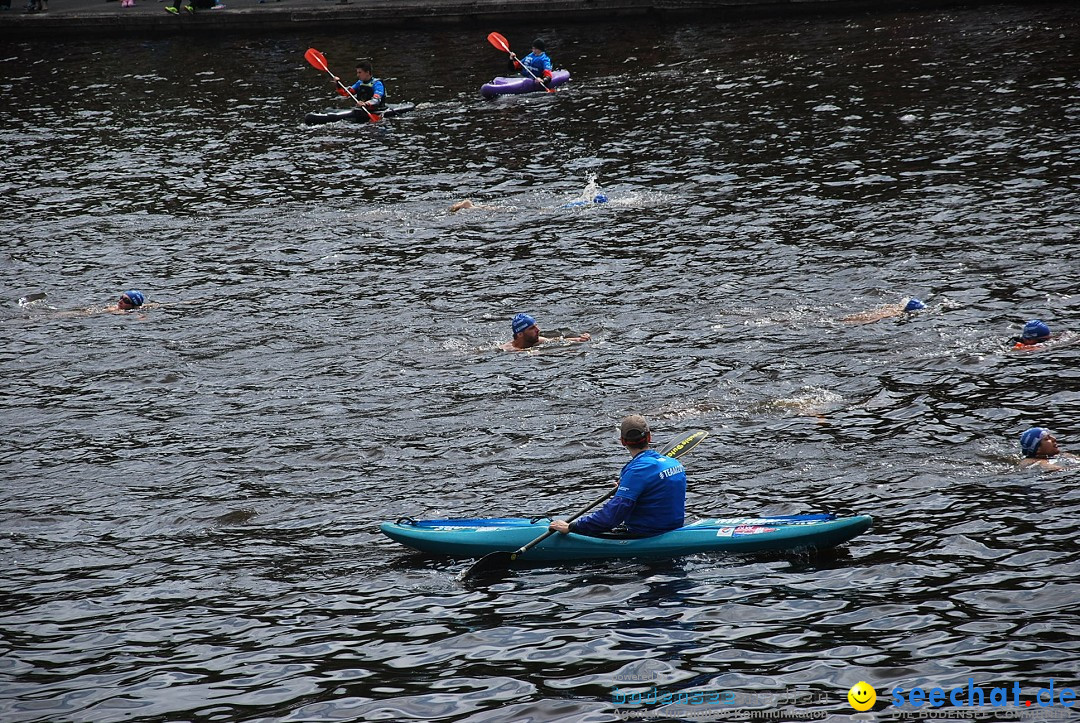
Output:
(2, 3), (1079, 721)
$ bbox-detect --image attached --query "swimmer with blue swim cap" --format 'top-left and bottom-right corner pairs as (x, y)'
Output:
(561, 194), (609, 209)
(117, 290), (145, 310)
(1010, 319), (1054, 349)
(451, 193), (608, 213)
(1018, 427), (1076, 470)
(842, 296), (927, 324)
(500, 312), (591, 351)
(97, 290), (148, 314)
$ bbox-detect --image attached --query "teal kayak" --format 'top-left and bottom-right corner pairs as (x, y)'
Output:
(380, 514), (872, 562)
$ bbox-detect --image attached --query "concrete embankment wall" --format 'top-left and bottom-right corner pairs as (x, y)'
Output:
(0, 0), (1056, 40)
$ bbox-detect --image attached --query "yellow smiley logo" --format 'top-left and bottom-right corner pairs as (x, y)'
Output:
(848, 681), (877, 711)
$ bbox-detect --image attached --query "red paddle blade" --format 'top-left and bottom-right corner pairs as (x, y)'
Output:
(304, 47), (329, 72)
(486, 32), (511, 54)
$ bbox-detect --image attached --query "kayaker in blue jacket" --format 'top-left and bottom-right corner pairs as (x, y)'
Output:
(334, 60), (386, 109)
(549, 415), (687, 537)
(509, 39), (554, 85)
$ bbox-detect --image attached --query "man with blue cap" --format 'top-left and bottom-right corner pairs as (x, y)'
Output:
(499, 312), (590, 351)
(1011, 319), (1053, 349)
(1019, 427), (1075, 470)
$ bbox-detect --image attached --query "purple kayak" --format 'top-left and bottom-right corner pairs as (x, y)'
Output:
(480, 70), (571, 99)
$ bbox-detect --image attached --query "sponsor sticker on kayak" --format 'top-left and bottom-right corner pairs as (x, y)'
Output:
(709, 518), (825, 526)
(716, 525), (779, 537)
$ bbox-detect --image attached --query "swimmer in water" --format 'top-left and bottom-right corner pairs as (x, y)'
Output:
(560, 194), (608, 209)
(499, 312), (591, 351)
(1009, 320), (1053, 350)
(49, 290), (153, 318)
(105, 290), (147, 313)
(1019, 427), (1077, 471)
(451, 194), (608, 213)
(841, 297), (925, 324)
(450, 199), (501, 212)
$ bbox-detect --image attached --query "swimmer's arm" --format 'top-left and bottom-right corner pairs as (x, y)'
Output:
(1022, 458), (1065, 471)
(841, 304), (902, 324)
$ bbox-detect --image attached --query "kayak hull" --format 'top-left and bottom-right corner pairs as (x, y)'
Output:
(304, 102), (415, 126)
(481, 70), (571, 99)
(380, 514), (873, 562)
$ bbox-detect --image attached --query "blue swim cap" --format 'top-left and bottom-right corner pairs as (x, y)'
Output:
(1020, 427), (1049, 457)
(511, 313), (536, 335)
(593, 194), (608, 204)
(903, 298), (925, 312)
(1021, 320), (1050, 341)
(121, 290), (145, 307)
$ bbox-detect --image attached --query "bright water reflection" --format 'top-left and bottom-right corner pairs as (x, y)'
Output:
(1, 3), (1079, 720)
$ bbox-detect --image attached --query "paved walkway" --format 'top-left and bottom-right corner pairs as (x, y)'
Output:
(0, 0), (1039, 39)
(3, 0), (660, 38)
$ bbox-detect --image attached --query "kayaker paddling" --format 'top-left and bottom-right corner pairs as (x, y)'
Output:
(333, 60), (386, 111)
(509, 38), (554, 85)
(549, 415), (687, 538)
(500, 312), (590, 351)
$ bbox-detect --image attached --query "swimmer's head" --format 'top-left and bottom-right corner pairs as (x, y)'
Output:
(1021, 320), (1051, 341)
(1020, 427), (1051, 458)
(593, 194), (608, 204)
(903, 297), (926, 312)
(118, 290), (144, 309)
(512, 313), (537, 335)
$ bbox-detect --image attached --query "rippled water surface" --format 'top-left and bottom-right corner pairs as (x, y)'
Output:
(2, 4), (1079, 720)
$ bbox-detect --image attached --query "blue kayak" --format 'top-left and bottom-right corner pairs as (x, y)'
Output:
(380, 514), (872, 562)
(481, 70), (571, 99)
